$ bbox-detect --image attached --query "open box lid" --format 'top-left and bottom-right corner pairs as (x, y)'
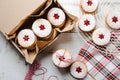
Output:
(0, 0), (47, 36)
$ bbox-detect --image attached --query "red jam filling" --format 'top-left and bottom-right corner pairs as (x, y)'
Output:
(59, 56), (65, 61)
(87, 0), (93, 6)
(54, 13), (60, 19)
(76, 66), (82, 73)
(39, 24), (45, 30)
(112, 16), (118, 23)
(84, 19), (90, 26)
(98, 34), (104, 39)
(23, 35), (29, 41)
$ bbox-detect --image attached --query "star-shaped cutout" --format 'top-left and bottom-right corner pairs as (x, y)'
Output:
(23, 35), (29, 41)
(98, 34), (104, 39)
(53, 13), (60, 19)
(76, 66), (82, 73)
(59, 56), (65, 61)
(112, 16), (118, 23)
(84, 19), (90, 26)
(39, 24), (45, 30)
(87, 0), (93, 6)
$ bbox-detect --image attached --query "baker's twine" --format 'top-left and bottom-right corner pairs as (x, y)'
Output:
(24, 60), (59, 80)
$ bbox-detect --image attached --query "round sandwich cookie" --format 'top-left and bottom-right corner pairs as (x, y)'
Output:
(81, 0), (98, 13)
(79, 14), (95, 32)
(47, 7), (66, 28)
(17, 29), (36, 49)
(70, 61), (88, 79)
(32, 18), (52, 39)
(92, 28), (111, 46)
(106, 11), (120, 29)
(52, 49), (72, 68)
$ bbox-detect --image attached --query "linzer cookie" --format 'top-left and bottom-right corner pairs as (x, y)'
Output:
(47, 7), (66, 28)
(81, 0), (98, 13)
(92, 28), (111, 46)
(78, 14), (95, 32)
(32, 18), (52, 39)
(17, 29), (36, 50)
(70, 61), (88, 79)
(52, 49), (72, 68)
(106, 11), (120, 29)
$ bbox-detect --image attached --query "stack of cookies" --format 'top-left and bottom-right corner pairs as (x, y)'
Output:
(17, 7), (66, 50)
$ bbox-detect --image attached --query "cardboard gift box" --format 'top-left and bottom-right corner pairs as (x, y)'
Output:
(0, 0), (77, 64)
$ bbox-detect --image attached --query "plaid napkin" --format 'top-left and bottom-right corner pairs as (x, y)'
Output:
(78, 31), (120, 80)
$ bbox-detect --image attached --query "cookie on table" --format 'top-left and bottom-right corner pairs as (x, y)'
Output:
(81, 0), (98, 13)
(78, 14), (96, 32)
(70, 61), (88, 79)
(17, 29), (36, 50)
(106, 11), (120, 29)
(52, 49), (72, 68)
(32, 18), (52, 39)
(47, 7), (66, 28)
(92, 28), (111, 46)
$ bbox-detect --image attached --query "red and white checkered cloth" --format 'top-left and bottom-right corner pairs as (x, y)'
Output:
(78, 31), (120, 80)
